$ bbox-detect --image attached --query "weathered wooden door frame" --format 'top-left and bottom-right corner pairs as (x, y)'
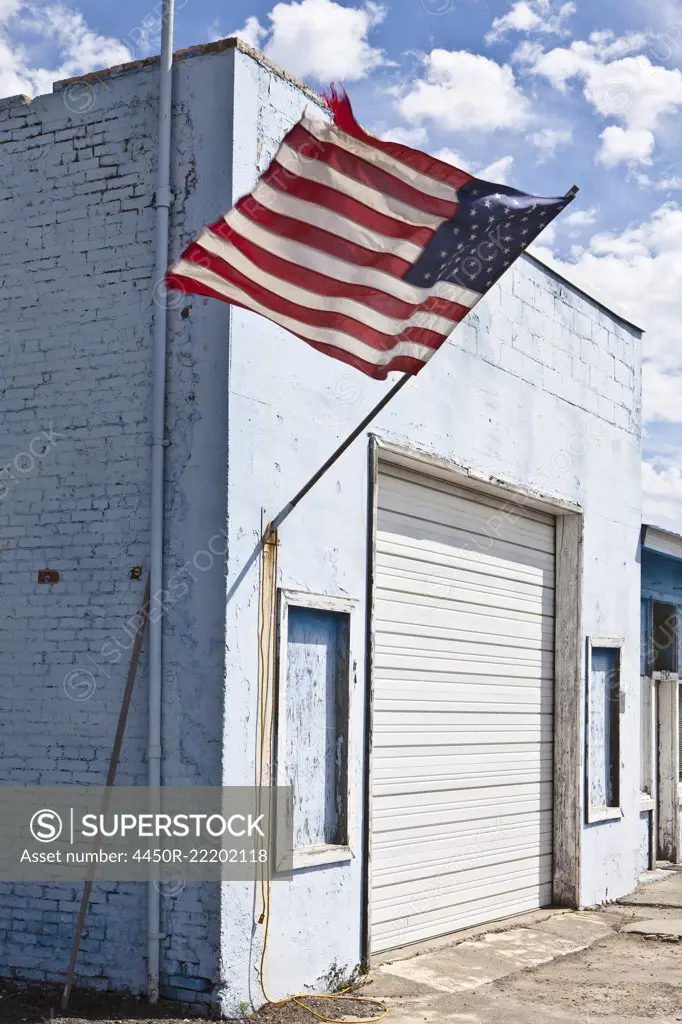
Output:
(656, 674), (681, 863)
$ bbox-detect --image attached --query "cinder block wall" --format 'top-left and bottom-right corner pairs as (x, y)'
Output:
(0, 43), (235, 1005)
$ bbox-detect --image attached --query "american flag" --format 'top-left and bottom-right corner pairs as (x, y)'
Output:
(167, 88), (573, 380)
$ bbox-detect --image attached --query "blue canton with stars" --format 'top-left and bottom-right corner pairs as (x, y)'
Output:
(403, 177), (572, 295)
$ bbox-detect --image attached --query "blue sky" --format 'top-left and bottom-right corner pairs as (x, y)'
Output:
(2, 0), (682, 527)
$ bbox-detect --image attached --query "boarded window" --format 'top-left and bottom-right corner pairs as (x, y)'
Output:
(586, 642), (622, 818)
(277, 593), (353, 861)
(652, 602), (678, 674)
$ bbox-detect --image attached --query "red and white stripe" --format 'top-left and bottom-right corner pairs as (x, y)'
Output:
(167, 92), (481, 379)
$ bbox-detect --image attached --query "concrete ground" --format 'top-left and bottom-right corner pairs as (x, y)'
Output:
(3, 869), (682, 1023)
(362, 867), (682, 1024)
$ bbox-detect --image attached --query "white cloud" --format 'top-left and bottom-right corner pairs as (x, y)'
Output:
(43, 3), (131, 75)
(0, 39), (30, 97)
(632, 170), (682, 190)
(230, 15), (268, 51)
(643, 458), (682, 531)
(632, 170), (654, 187)
(529, 126), (572, 160)
(435, 148), (515, 184)
(434, 146), (469, 168)
(585, 29), (649, 60)
(0, 0), (21, 20)
(521, 31), (682, 165)
(561, 206), (598, 230)
(479, 154), (515, 183)
(535, 220), (557, 246)
(486, 0), (576, 43)
(655, 175), (682, 190)
(125, 12), (162, 56)
(231, 0), (388, 82)
(597, 125), (655, 167)
(381, 124), (428, 147)
(396, 49), (532, 133)
(587, 59), (682, 132)
(0, 1), (131, 99)
(512, 39), (545, 65)
(488, 2), (542, 39)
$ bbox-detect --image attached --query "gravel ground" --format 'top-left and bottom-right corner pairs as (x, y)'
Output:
(0, 982), (382, 1024)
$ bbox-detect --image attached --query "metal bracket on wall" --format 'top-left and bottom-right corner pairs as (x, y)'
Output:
(37, 569), (59, 584)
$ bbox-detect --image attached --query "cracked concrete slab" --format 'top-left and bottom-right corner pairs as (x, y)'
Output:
(520, 909), (613, 945)
(621, 918), (682, 938)
(617, 872), (682, 908)
(376, 911), (615, 998)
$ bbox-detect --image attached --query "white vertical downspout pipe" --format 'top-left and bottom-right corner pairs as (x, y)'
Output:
(148, 0), (175, 1003)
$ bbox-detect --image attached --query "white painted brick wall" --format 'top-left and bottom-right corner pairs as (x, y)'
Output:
(0, 44), (234, 1006)
(0, 77), (157, 995)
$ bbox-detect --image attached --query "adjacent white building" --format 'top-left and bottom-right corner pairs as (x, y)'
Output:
(0, 36), (651, 1017)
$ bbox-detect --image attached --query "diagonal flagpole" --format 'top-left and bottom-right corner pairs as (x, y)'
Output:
(264, 184), (579, 541)
(264, 371), (412, 541)
(60, 579), (152, 1012)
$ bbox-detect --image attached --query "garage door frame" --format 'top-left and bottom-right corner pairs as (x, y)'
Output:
(361, 437), (584, 962)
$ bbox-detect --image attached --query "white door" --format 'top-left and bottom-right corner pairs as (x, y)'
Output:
(370, 464), (555, 953)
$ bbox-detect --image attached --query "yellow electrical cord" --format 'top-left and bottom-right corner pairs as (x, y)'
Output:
(256, 527), (388, 1024)
(257, 526), (276, 926)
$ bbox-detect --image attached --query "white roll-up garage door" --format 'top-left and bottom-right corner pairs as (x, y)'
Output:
(370, 463), (555, 954)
